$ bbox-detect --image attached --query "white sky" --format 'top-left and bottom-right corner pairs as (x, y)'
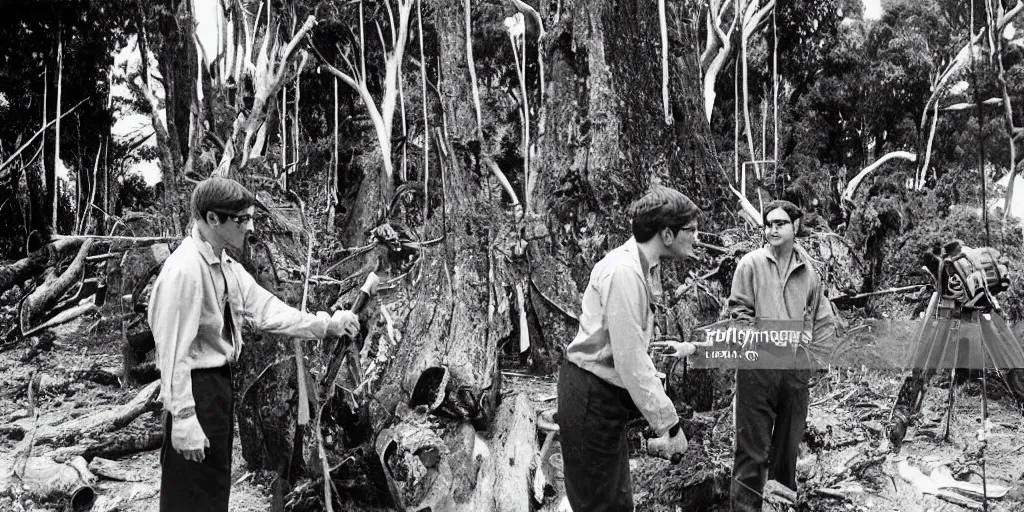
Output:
(863, 0), (883, 20)
(110, 38), (162, 186)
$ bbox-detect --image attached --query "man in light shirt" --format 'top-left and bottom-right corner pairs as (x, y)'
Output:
(557, 186), (703, 512)
(148, 178), (359, 511)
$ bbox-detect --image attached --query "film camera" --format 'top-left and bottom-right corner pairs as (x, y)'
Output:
(932, 240), (1011, 309)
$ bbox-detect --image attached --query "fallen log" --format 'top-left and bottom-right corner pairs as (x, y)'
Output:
(5, 455), (97, 511)
(14, 368), (124, 399)
(80, 421), (163, 462)
(49, 234), (178, 245)
(21, 299), (98, 337)
(87, 456), (148, 482)
(457, 392), (537, 512)
(491, 394), (538, 512)
(0, 238), (83, 297)
(49, 414), (163, 463)
(9, 380), (159, 452)
(70, 368), (123, 387)
(20, 239), (94, 333)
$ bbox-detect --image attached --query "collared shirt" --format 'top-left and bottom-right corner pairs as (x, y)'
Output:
(727, 244), (836, 364)
(148, 225), (332, 415)
(565, 237), (678, 437)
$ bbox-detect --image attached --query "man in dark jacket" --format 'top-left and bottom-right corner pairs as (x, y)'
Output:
(727, 200), (836, 512)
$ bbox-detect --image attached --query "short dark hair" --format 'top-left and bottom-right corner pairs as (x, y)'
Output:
(629, 186), (700, 243)
(191, 177), (256, 221)
(762, 200), (803, 225)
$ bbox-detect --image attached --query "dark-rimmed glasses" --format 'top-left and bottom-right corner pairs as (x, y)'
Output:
(212, 211), (254, 224)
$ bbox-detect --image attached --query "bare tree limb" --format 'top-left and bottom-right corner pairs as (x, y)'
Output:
(729, 184), (763, 227)
(0, 99), (88, 176)
(466, 0), (484, 139)
(507, 0), (547, 135)
(842, 151), (917, 202)
(659, 0), (672, 125)
(916, 101), (940, 190)
(314, 1), (413, 192)
(920, 1), (1024, 132)
(483, 157), (521, 206)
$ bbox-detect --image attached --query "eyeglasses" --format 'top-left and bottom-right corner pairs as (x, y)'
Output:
(226, 214), (254, 224)
(765, 219), (792, 229)
(211, 211), (254, 224)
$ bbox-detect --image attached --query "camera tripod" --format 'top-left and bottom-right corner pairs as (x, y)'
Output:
(887, 292), (1024, 451)
(884, 289), (1024, 511)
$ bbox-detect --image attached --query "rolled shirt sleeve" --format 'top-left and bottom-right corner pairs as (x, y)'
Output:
(605, 265), (679, 437)
(235, 267), (332, 339)
(148, 261), (203, 416)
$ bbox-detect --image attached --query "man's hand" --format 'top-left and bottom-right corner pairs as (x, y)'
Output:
(648, 425), (688, 461)
(328, 310), (360, 338)
(651, 338), (712, 358)
(171, 414), (210, 462)
(800, 331), (812, 346)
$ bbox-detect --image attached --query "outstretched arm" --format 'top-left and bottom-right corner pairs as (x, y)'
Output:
(236, 268), (358, 339)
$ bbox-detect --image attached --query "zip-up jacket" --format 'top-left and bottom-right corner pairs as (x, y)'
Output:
(727, 244), (837, 367)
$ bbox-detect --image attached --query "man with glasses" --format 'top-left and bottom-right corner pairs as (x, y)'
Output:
(149, 177), (360, 511)
(558, 185), (703, 511)
(726, 200), (836, 511)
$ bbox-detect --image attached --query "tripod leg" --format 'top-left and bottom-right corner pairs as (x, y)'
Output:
(888, 370), (932, 452)
(1004, 369), (1024, 412)
(943, 367), (956, 442)
(888, 294), (945, 452)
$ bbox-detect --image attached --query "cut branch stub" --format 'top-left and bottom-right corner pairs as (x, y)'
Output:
(406, 365), (495, 430)
(376, 418), (454, 512)
(409, 366), (451, 413)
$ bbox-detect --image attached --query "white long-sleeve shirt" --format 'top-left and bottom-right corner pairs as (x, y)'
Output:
(564, 237), (678, 437)
(148, 225), (332, 415)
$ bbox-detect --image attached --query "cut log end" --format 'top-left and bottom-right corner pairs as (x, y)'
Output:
(376, 419), (454, 511)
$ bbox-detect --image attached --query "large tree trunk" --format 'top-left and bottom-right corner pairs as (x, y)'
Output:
(213, 0), (733, 509)
(363, 2), (516, 509)
(529, 0), (731, 406)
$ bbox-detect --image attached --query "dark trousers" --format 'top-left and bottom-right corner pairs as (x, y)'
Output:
(731, 369), (810, 512)
(160, 366), (234, 512)
(558, 361), (638, 512)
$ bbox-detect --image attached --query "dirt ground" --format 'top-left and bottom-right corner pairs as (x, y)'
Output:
(0, 320), (272, 512)
(1, 319), (1023, 511)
